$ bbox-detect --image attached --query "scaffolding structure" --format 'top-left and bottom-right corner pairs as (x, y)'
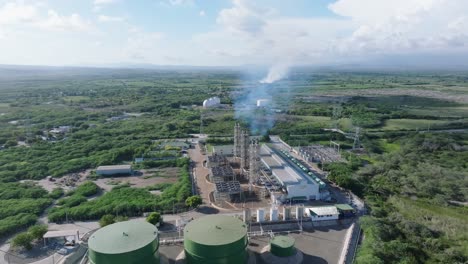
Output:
(249, 139), (260, 186)
(234, 123), (241, 157)
(299, 145), (344, 164)
(207, 154), (228, 168)
(210, 166), (235, 182)
(240, 130), (250, 170)
(214, 181), (242, 203)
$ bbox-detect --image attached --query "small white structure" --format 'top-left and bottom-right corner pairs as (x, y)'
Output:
(306, 206), (339, 221)
(257, 208), (265, 222)
(243, 208), (251, 223)
(96, 165), (132, 176)
(49, 126), (71, 134)
(43, 230), (80, 245)
(256, 99), (270, 107)
(203, 97), (221, 108)
(270, 207), (278, 221)
(295, 206), (304, 220)
(283, 207), (291, 220)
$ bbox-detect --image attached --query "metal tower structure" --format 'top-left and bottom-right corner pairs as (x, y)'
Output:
(353, 127), (361, 150)
(240, 130), (250, 170)
(234, 123), (241, 158)
(249, 140), (260, 185)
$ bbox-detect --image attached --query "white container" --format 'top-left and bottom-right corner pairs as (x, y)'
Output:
(283, 207), (291, 220)
(256, 99), (270, 107)
(257, 209), (265, 222)
(270, 207), (278, 221)
(243, 208), (251, 223)
(295, 206), (304, 220)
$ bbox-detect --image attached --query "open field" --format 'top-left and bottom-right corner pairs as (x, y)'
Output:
(382, 118), (450, 130)
(92, 168), (179, 192)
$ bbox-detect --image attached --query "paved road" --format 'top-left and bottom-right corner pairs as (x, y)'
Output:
(187, 143), (213, 206)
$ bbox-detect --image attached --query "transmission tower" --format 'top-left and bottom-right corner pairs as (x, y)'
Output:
(353, 127), (361, 150)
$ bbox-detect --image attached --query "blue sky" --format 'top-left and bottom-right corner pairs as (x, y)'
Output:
(0, 0), (467, 67)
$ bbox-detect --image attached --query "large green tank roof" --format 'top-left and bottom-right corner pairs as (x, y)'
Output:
(270, 236), (295, 257)
(88, 220), (158, 254)
(184, 214), (247, 245)
(184, 215), (248, 264)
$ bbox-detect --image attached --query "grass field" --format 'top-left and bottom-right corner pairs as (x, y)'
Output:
(379, 139), (401, 153)
(294, 116), (354, 131)
(405, 106), (468, 118)
(62, 96), (90, 102)
(382, 119), (449, 130)
(390, 196), (468, 239)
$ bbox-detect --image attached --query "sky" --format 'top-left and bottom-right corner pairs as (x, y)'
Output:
(0, 0), (468, 67)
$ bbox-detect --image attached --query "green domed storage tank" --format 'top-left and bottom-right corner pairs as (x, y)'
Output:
(88, 220), (159, 264)
(270, 236), (295, 257)
(184, 215), (248, 264)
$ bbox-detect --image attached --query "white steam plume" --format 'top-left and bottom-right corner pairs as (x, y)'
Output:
(259, 62), (290, 84)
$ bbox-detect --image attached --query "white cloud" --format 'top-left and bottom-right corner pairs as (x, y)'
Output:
(93, 0), (118, 12)
(168, 0), (194, 6)
(217, 0), (266, 35)
(0, 2), (38, 25)
(199, 10), (205, 17)
(98, 15), (124, 23)
(93, 0), (117, 5)
(36, 10), (92, 32)
(124, 29), (164, 61)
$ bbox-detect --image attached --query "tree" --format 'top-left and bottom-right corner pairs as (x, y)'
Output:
(99, 214), (115, 227)
(28, 225), (48, 240)
(146, 212), (161, 225)
(185, 195), (202, 208)
(12, 232), (33, 250)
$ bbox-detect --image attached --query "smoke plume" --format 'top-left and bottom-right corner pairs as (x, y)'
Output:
(259, 63), (290, 84)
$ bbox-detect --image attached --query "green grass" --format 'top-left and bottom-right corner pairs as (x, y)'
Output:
(206, 144), (214, 154)
(62, 96), (90, 102)
(405, 106), (468, 118)
(382, 119), (448, 130)
(380, 139), (401, 153)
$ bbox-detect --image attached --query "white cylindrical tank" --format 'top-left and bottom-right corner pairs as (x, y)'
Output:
(203, 97), (221, 108)
(243, 208), (251, 223)
(295, 206), (304, 220)
(270, 207), (278, 221)
(257, 209), (265, 223)
(256, 99), (270, 107)
(283, 207), (291, 220)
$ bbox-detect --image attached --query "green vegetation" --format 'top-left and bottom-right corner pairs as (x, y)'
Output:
(48, 159), (190, 222)
(12, 232), (34, 250)
(185, 195), (202, 208)
(0, 68), (467, 260)
(353, 133), (468, 263)
(0, 182), (51, 238)
(146, 212), (162, 225)
(11, 225), (48, 250)
(99, 214), (116, 227)
(48, 187), (64, 199)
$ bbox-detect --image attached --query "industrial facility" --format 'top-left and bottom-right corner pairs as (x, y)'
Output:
(87, 221), (159, 264)
(206, 123), (333, 206)
(183, 215), (248, 264)
(299, 142), (344, 164)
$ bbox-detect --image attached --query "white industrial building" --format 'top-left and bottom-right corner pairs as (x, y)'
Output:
(305, 206), (339, 221)
(96, 165), (133, 176)
(202, 97), (221, 108)
(260, 145), (319, 201)
(256, 99), (270, 107)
